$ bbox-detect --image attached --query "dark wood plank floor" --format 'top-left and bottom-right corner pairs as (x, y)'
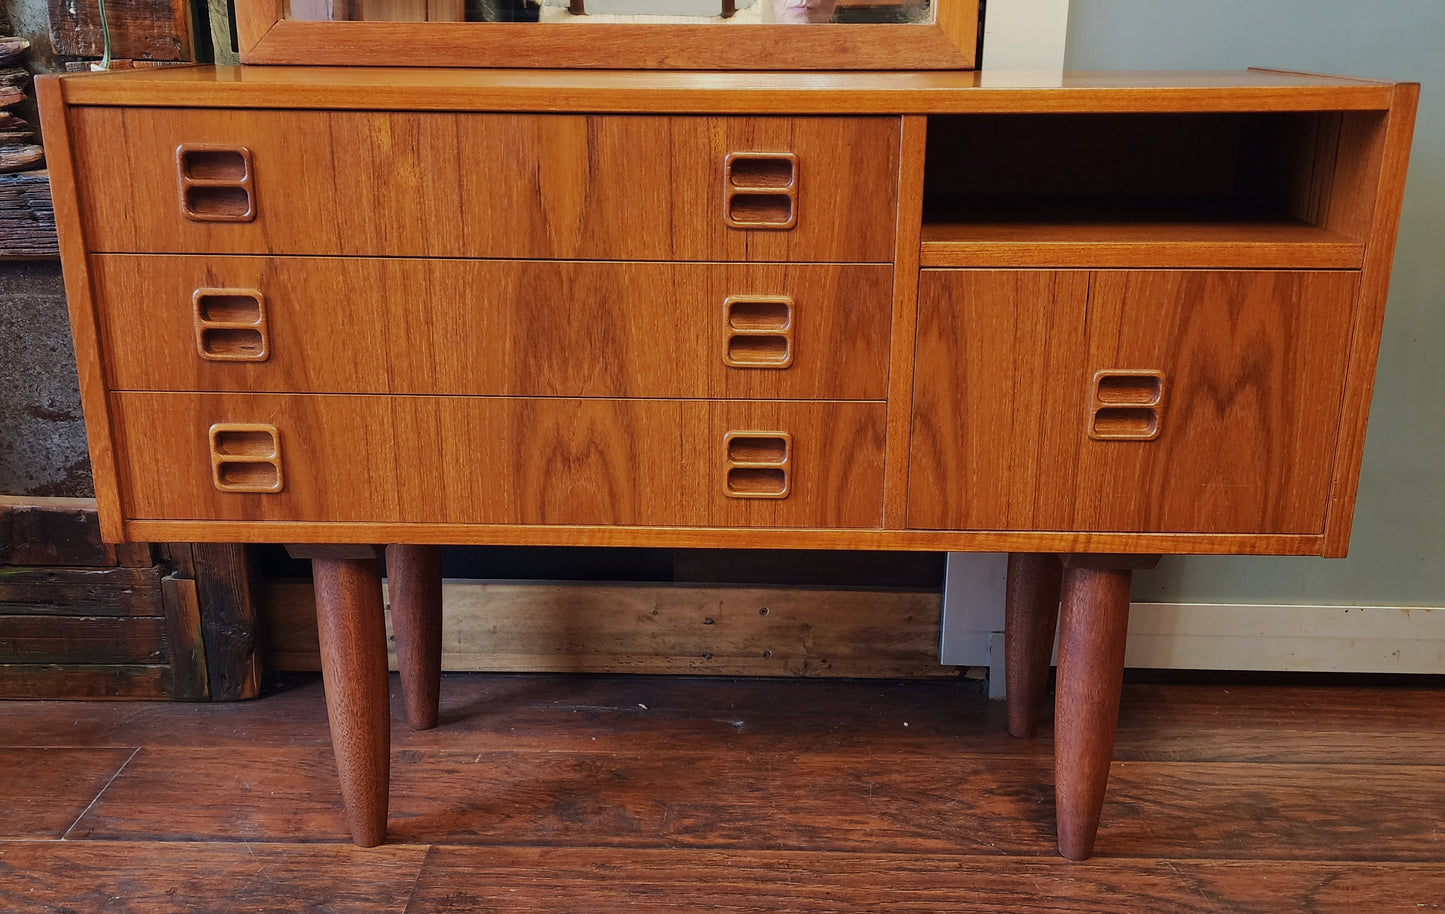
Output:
(1, 674), (1443, 912)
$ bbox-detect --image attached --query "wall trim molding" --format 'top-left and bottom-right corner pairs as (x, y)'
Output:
(982, 601), (1445, 696)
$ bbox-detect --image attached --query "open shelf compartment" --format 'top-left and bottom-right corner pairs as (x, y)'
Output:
(920, 110), (1384, 269)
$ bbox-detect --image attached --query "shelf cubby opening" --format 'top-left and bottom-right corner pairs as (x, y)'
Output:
(920, 110), (1385, 269)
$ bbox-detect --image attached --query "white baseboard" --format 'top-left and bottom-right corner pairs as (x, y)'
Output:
(982, 602), (1445, 695)
(1121, 602), (1445, 673)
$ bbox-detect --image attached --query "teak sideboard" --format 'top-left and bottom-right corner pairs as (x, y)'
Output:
(38, 66), (1417, 860)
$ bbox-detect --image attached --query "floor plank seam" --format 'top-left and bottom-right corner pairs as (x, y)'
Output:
(59, 746), (139, 841)
(399, 845), (439, 914)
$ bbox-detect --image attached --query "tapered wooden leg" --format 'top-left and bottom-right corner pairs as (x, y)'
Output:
(386, 544), (442, 730)
(1054, 564), (1132, 861)
(312, 555), (391, 847)
(1004, 552), (1063, 738)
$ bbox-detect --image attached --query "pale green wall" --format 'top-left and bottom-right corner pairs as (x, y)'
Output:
(1065, 0), (1445, 605)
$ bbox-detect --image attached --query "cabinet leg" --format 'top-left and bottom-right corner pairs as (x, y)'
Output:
(313, 555), (391, 848)
(1004, 552), (1063, 738)
(386, 544), (443, 730)
(1054, 564), (1132, 861)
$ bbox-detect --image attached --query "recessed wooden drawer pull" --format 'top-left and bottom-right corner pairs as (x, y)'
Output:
(176, 144), (256, 222)
(724, 295), (794, 369)
(724, 431), (791, 499)
(209, 423), (284, 493)
(723, 152), (798, 230)
(192, 288), (269, 362)
(1089, 370), (1165, 440)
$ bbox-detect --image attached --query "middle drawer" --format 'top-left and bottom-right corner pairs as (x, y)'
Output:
(94, 256), (892, 400)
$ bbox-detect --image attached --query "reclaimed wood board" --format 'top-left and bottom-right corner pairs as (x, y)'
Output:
(261, 578), (951, 678)
(47, 0), (194, 61)
(0, 170), (58, 258)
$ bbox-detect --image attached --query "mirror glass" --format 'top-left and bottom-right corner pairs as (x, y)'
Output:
(287, 0), (932, 26)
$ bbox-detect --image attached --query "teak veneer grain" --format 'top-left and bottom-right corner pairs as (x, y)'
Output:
(50, 66), (1400, 113)
(70, 108), (900, 263)
(93, 257), (893, 400)
(38, 66), (1418, 862)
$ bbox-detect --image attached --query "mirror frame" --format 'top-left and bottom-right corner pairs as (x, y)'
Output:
(235, 0), (979, 69)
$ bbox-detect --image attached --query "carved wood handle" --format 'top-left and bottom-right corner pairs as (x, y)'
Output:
(192, 288), (269, 362)
(209, 423), (284, 493)
(723, 295), (794, 369)
(724, 431), (791, 499)
(723, 152), (798, 230)
(176, 145), (256, 223)
(1088, 370), (1165, 440)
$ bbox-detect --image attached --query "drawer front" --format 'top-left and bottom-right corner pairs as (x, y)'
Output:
(112, 393), (885, 529)
(908, 269), (1358, 534)
(71, 109), (899, 263)
(94, 256), (892, 400)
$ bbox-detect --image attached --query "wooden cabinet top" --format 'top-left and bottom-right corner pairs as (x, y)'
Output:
(43, 65), (1409, 114)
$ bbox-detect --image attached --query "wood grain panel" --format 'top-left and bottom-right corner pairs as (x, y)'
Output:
(47, 0), (195, 61)
(0, 565), (164, 617)
(0, 842), (426, 914)
(121, 520), (1324, 555)
(66, 745), (1445, 860)
(918, 220), (1364, 269)
(2, 672), (1445, 756)
(236, 0), (978, 70)
(0, 615), (167, 664)
(909, 269), (1358, 534)
(909, 270), (1090, 530)
(1323, 84), (1420, 555)
(49, 68), (1400, 115)
(260, 578), (948, 679)
(1077, 270), (1356, 533)
(36, 78), (127, 544)
(0, 748), (136, 838)
(4, 675), (1443, 765)
(110, 394), (885, 529)
(70, 109), (899, 263)
(92, 256), (892, 399)
(883, 115), (927, 528)
(0, 496), (111, 567)
(410, 847), (1445, 913)
(0, 665), (171, 700)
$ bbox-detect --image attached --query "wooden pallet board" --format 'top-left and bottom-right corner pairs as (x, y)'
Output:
(0, 498), (257, 699)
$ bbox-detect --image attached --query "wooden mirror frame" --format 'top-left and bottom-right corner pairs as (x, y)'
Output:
(235, 0), (979, 69)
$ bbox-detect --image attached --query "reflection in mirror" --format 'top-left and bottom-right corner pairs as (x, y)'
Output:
(286, 0), (931, 25)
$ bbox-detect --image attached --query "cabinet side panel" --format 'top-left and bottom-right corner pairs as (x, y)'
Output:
(1323, 84), (1420, 556)
(35, 79), (125, 542)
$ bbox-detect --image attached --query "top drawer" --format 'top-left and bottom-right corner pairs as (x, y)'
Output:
(68, 108), (900, 263)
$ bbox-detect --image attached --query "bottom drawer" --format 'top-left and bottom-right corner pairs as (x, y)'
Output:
(111, 393), (885, 529)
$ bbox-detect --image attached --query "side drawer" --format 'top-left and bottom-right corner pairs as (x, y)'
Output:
(93, 256), (893, 400)
(70, 109), (900, 263)
(111, 394), (885, 529)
